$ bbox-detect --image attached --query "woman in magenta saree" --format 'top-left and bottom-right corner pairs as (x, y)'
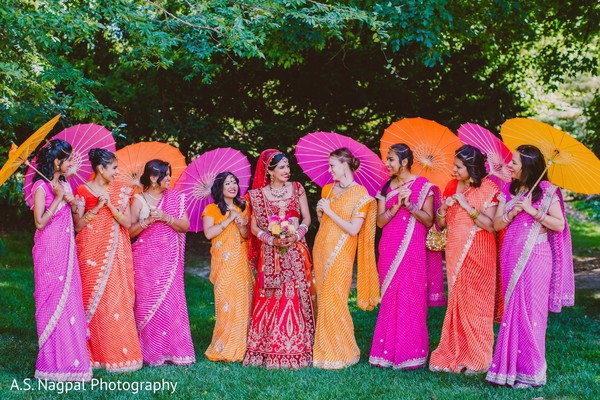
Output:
(130, 160), (195, 366)
(30, 139), (92, 381)
(369, 144), (446, 370)
(486, 145), (573, 388)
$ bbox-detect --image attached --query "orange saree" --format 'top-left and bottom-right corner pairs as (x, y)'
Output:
(312, 184), (380, 369)
(75, 183), (142, 372)
(429, 178), (499, 374)
(203, 203), (254, 362)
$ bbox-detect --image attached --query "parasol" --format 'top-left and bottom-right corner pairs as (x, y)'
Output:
(457, 122), (512, 187)
(380, 117), (462, 191)
(173, 147), (251, 232)
(0, 115), (61, 188)
(500, 118), (600, 194)
(295, 131), (389, 197)
(23, 124), (115, 208)
(115, 141), (187, 192)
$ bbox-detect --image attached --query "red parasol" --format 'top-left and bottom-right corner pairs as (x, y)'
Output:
(457, 122), (512, 187)
(23, 124), (115, 208)
(173, 148), (252, 232)
(295, 131), (389, 197)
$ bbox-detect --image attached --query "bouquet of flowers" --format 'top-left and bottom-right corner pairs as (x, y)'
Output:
(268, 213), (297, 254)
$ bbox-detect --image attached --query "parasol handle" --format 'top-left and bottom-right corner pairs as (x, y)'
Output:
(526, 161), (552, 197)
(25, 160), (53, 184)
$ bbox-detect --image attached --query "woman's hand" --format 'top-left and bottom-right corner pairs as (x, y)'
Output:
(452, 193), (470, 210)
(444, 196), (456, 208)
(520, 195), (536, 215)
(317, 198), (332, 216)
(398, 187), (412, 206)
(52, 183), (65, 200)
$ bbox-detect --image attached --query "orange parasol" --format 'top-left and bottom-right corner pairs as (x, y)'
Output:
(380, 117), (463, 190)
(115, 141), (187, 192)
(0, 114), (61, 187)
(500, 118), (600, 194)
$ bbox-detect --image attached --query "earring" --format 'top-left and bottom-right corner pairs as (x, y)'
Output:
(468, 177), (473, 185)
(152, 182), (158, 188)
(55, 166), (60, 172)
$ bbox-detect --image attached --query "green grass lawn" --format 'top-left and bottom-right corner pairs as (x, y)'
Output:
(0, 231), (599, 399)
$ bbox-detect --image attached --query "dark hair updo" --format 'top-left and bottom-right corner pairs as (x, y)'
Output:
(455, 144), (487, 188)
(88, 148), (117, 173)
(267, 153), (288, 171)
(211, 171), (246, 215)
(140, 159), (171, 190)
(33, 139), (72, 182)
(330, 147), (360, 171)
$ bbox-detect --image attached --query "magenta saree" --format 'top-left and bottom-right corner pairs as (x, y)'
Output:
(369, 177), (446, 369)
(486, 181), (573, 387)
(31, 180), (92, 381)
(132, 189), (196, 366)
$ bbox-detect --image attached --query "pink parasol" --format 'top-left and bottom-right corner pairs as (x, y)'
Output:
(173, 147), (251, 232)
(23, 124), (115, 208)
(457, 122), (512, 187)
(295, 131), (389, 197)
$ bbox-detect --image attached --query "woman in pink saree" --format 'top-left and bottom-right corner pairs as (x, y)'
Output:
(129, 159), (195, 366)
(30, 139), (92, 381)
(486, 145), (573, 388)
(369, 144), (446, 370)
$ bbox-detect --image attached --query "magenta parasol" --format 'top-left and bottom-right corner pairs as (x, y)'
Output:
(457, 122), (512, 187)
(173, 147), (251, 232)
(23, 124), (115, 208)
(295, 131), (389, 197)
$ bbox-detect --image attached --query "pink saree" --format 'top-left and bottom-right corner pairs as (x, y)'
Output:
(132, 189), (196, 366)
(486, 181), (573, 387)
(32, 180), (92, 381)
(369, 177), (446, 369)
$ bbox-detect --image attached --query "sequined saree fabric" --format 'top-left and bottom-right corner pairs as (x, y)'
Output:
(429, 178), (499, 374)
(203, 203), (253, 362)
(75, 183), (142, 372)
(312, 184), (379, 369)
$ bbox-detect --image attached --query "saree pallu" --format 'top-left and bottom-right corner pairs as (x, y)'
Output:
(132, 190), (195, 366)
(312, 184), (380, 369)
(486, 181), (573, 387)
(243, 182), (315, 369)
(430, 178), (499, 374)
(75, 183), (142, 372)
(203, 203), (253, 362)
(32, 180), (92, 381)
(370, 177), (446, 370)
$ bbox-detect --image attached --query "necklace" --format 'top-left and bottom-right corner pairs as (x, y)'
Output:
(269, 183), (288, 199)
(146, 191), (163, 201)
(337, 180), (355, 189)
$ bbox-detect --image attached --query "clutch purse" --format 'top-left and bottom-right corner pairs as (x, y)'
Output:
(426, 226), (447, 251)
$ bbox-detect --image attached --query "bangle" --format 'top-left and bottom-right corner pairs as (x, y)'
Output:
(469, 208), (480, 220)
(384, 210), (394, 219)
(44, 209), (55, 218)
(534, 210), (546, 223)
(113, 212), (124, 222)
(406, 202), (418, 213)
(83, 212), (95, 223)
(436, 208), (446, 218)
(502, 213), (511, 224)
(268, 236), (274, 246)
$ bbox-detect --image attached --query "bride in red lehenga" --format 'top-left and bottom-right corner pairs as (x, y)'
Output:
(243, 149), (315, 369)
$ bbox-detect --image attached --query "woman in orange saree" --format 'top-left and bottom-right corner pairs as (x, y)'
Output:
(74, 148), (142, 372)
(203, 172), (253, 362)
(429, 145), (500, 374)
(243, 149), (315, 369)
(312, 148), (380, 369)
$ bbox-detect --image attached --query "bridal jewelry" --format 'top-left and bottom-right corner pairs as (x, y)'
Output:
(146, 191), (163, 201)
(269, 183), (288, 199)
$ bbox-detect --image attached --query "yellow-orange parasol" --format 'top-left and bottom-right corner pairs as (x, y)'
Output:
(0, 115), (61, 187)
(380, 117), (463, 191)
(500, 118), (600, 194)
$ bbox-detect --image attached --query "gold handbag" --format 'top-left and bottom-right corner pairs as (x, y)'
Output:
(426, 226), (447, 251)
